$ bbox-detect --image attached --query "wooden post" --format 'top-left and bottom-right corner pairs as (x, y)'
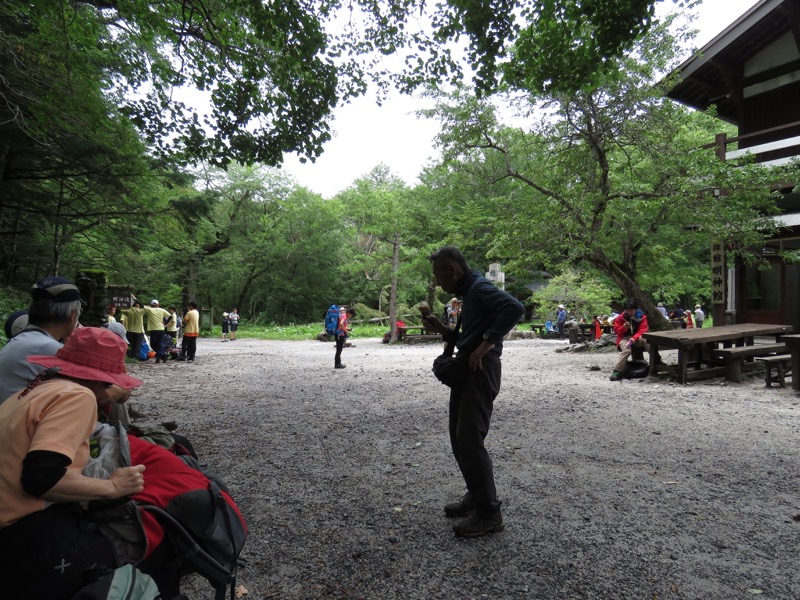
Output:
(711, 132), (729, 327)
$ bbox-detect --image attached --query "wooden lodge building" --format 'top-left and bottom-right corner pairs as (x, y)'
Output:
(666, 0), (800, 330)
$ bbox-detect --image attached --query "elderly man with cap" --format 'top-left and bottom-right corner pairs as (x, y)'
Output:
(0, 327), (148, 599)
(0, 276), (83, 404)
(141, 298), (171, 363)
(555, 303), (568, 340)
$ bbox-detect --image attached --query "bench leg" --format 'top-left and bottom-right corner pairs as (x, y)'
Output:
(777, 363), (786, 388)
(724, 357), (743, 383)
(765, 365), (774, 387)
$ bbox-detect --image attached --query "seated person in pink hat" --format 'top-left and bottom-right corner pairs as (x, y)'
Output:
(0, 327), (147, 600)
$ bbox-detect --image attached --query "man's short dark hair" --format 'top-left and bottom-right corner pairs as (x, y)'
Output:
(624, 300), (637, 310)
(430, 246), (470, 272)
(28, 298), (82, 327)
(189, 301), (198, 309)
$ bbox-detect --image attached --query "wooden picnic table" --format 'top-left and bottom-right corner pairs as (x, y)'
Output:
(577, 322), (612, 341)
(644, 323), (794, 384)
(780, 333), (800, 390)
(398, 325), (443, 343)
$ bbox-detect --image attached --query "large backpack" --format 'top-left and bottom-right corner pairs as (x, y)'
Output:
(87, 430), (247, 600)
(129, 437), (247, 600)
(324, 305), (339, 336)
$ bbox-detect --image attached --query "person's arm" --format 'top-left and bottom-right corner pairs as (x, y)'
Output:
(468, 281), (524, 369)
(632, 315), (649, 340)
(478, 281), (524, 344)
(422, 313), (449, 336)
(613, 317), (629, 337)
(41, 463), (145, 502)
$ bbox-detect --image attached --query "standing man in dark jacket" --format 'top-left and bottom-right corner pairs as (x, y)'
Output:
(555, 304), (567, 339)
(422, 246), (524, 537)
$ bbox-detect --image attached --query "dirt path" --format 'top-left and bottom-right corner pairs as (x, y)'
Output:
(127, 336), (800, 599)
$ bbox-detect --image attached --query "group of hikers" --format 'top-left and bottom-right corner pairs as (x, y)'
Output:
(0, 276), (246, 599)
(2, 246), (699, 600)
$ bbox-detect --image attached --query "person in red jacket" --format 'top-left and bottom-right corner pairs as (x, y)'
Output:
(610, 300), (649, 381)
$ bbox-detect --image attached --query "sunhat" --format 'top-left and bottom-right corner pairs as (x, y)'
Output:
(101, 320), (128, 343)
(223, 312), (229, 317)
(28, 327), (142, 389)
(558, 304), (565, 309)
(4, 309), (29, 339)
(150, 299), (159, 306)
(695, 304), (701, 308)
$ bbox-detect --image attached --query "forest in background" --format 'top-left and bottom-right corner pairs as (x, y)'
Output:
(1, 1), (795, 331)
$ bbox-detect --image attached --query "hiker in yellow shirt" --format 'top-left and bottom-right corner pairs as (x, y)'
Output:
(119, 299), (146, 358)
(179, 301), (200, 362)
(142, 299), (171, 363)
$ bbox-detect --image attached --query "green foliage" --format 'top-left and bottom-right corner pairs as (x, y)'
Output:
(215, 322), (388, 341)
(422, 19), (786, 331)
(0, 0), (761, 331)
(529, 268), (615, 319)
(351, 303), (387, 322)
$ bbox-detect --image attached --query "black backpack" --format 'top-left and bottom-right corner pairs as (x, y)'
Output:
(623, 359), (650, 379)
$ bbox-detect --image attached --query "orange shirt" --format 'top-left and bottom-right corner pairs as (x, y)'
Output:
(0, 379), (96, 526)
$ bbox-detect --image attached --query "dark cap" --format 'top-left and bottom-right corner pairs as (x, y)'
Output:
(4, 309), (29, 339)
(31, 276), (83, 303)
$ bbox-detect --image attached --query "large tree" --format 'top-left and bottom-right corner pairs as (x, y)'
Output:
(337, 165), (435, 340)
(1, 0), (684, 169)
(423, 21), (790, 328)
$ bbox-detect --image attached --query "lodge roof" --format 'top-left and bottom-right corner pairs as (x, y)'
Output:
(666, 0), (799, 124)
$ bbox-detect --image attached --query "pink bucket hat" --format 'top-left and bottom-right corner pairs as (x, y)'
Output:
(28, 327), (142, 389)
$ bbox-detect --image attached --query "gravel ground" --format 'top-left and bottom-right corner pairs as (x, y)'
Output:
(126, 334), (800, 600)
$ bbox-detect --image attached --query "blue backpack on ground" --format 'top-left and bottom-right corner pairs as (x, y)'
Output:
(324, 305), (339, 336)
(138, 337), (151, 361)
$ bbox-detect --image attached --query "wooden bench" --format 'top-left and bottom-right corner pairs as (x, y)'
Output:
(713, 343), (789, 383)
(404, 333), (442, 344)
(755, 355), (792, 387)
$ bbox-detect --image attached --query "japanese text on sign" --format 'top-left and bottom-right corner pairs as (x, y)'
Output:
(711, 243), (725, 305)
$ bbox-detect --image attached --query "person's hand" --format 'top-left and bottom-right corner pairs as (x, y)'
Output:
(109, 464), (146, 497)
(469, 340), (495, 370)
(421, 314), (447, 335)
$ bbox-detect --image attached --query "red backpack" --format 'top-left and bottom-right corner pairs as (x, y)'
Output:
(128, 436), (247, 600)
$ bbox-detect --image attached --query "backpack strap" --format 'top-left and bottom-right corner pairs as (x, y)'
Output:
(139, 504), (233, 600)
(442, 316), (461, 358)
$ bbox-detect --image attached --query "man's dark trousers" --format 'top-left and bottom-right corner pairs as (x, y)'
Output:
(448, 351), (502, 516)
(148, 329), (165, 360)
(335, 334), (346, 366)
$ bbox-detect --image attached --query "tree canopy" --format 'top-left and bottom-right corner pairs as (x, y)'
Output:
(421, 20), (791, 328)
(1, 0), (680, 169)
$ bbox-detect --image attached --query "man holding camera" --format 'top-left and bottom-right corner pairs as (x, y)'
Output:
(422, 246), (523, 538)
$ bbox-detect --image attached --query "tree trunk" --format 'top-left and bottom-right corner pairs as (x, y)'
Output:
(588, 252), (671, 332)
(389, 233), (400, 343)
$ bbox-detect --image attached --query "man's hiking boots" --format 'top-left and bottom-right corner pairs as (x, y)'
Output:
(445, 493), (504, 537)
(452, 511), (505, 538)
(609, 369), (622, 381)
(444, 492), (475, 518)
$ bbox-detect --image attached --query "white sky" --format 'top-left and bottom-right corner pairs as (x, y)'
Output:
(281, 0), (761, 198)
